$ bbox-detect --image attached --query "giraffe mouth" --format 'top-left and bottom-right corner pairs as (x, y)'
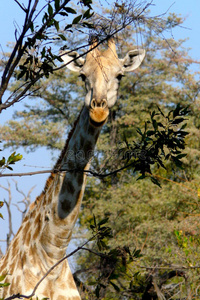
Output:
(89, 107), (109, 128)
(89, 117), (108, 127)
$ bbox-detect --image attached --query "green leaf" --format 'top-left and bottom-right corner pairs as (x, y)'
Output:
(150, 176), (161, 188)
(146, 130), (155, 137)
(137, 174), (146, 181)
(173, 103), (181, 118)
(172, 117), (185, 125)
(0, 213), (4, 219)
(98, 217), (109, 227)
(0, 274), (7, 282)
(13, 153), (23, 162)
(81, 21), (94, 29)
(176, 153), (187, 159)
(6, 166), (13, 171)
(152, 119), (158, 131)
(54, 0), (60, 11)
(59, 11), (68, 17)
(58, 34), (66, 41)
(54, 20), (59, 31)
(64, 24), (72, 30)
(83, 8), (92, 19)
(0, 282), (10, 287)
(29, 21), (34, 32)
(48, 4), (53, 16)
(17, 69), (26, 80)
(110, 281), (120, 292)
(64, 7), (77, 14)
(0, 157), (5, 167)
(72, 15), (82, 24)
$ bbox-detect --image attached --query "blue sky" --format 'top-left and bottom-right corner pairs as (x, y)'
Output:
(0, 0), (199, 255)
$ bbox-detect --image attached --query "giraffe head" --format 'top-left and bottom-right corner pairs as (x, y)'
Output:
(61, 38), (145, 127)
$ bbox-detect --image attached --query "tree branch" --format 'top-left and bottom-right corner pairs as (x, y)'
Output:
(0, 161), (135, 178)
(14, 0), (27, 13)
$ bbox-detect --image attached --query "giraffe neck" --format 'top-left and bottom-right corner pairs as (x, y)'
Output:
(34, 106), (102, 261)
(0, 106), (102, 299)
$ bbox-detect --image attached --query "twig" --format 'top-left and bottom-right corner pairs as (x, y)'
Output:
(14, 0), (27, 13)
(0, 162), (136, 178)
(136, 264), (200, 270)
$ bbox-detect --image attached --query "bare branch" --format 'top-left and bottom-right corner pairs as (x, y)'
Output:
(14, 0), (27, 13)
(0, 182), (14, 248)
(12, 179), (35, 220)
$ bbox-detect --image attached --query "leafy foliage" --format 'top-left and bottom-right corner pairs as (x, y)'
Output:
(84, 216), (142, 298)
(0, 142), (22, 172)
(102, 104), (189, 187)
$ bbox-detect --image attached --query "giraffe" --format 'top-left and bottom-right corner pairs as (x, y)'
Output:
(0, 39), (145, 300)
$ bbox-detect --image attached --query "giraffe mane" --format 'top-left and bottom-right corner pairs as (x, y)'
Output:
(29, 106), (84, 210)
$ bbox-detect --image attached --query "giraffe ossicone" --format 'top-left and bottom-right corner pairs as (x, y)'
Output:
(0, 39), (145, 300)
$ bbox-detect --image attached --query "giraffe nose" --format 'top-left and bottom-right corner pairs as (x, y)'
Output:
(91, 98), (107, 109)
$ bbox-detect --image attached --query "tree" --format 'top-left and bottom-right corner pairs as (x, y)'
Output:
(0, 0), (94, 112)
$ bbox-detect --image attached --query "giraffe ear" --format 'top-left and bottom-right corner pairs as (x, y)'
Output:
(61, 51), (85, 72)
(121, 49), (145, 72)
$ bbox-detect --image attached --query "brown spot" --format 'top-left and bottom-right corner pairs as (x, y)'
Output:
(25, 229), (31, 246)
(29, 201), (35, 210)
(23, 214), (29, 222)
(22, 220), (30, 237)
(66, 181), (75, 194)
(29, 208), (36, 220)
(0, 258), (7, 271)
(21, 251), (27, 266)
(54, 176), (61, 196)
(33, 228), (39, 240)
(88, 125), (96, 136)
(28, 244), (35, 258)
(84, 141), (93, 153)
(80, 134), (85, 147)
(32, 215), (41, 240)
(11, 237), (19, 258)
(61, 199), (71, 213)
(68, 160), (75, 169)
(77, 173), (83, 186)
(9, 260), (15, 274)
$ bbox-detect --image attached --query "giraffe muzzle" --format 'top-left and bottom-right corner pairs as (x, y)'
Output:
(89, 98), (109, 127)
